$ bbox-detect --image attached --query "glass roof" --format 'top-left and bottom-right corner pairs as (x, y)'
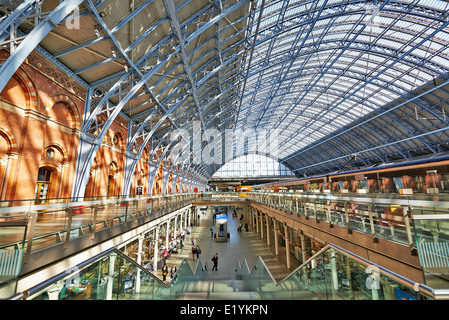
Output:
(212, 153), (294, 178)
(3, 0), (449, 183)
(235, 0), (449, 167)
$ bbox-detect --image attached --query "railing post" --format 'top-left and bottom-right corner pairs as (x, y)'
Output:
(326, 199), (332, 225)
(403, 206), (415, 253)
(124, 200), (129, 222)
(313, 199), (319, 223)
(23, 210), (37, 266)
(368, 204), (378, 243)
(345, 201), (352, 234)
(65, 207), (74, 243)
(303, 200), (308, 218)
(90, 205), (98, 238)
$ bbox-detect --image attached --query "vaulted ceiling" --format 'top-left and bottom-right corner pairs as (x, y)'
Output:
(2, 0), (449, 182)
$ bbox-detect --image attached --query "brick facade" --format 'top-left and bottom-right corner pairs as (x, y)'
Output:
(0, 49), (177, 201)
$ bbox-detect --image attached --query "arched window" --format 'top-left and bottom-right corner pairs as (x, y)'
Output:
(35, 167), (52, 203)
(212, 154), (295, 178)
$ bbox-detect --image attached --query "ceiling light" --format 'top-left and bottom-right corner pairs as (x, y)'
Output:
(94, 25), (101, 37)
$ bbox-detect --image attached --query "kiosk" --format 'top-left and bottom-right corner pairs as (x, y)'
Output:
(215, 213), (228, 242)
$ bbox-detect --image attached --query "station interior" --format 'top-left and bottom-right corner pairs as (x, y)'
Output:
(1, 0), (449, 302)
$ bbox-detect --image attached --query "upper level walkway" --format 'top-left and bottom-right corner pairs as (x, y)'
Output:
(1, 191), (449, 299)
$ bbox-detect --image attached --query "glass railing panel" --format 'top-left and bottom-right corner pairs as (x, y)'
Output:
(248, 258), (277, 300)
(413, 215), (449, 290)
(236, 259), (250, 281)
(277, 245), (430, 300)
(0, 222), (27, 299)
(28, 206), (71, 251)
(26, 248), (172, 300)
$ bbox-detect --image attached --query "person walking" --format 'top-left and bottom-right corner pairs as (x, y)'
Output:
(196, 245), (202, 260)
(171, 264), (177, 279)
(210, 226), (214, 238)
(192, 246), (197, 261)
(161, 263), (168, 282)
(211, 253), (218, 271)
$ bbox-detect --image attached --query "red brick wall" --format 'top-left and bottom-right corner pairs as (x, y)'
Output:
(0, 50), (152, 201)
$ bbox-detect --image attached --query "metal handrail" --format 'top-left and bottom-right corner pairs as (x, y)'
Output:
(270, 243), (449, 300)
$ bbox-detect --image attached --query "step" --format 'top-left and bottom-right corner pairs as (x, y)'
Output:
(175, 279), (250, 293)
(179, 291), (262, 300)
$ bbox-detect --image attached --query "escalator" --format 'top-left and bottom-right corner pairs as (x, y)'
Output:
(10, 244), (448, 300)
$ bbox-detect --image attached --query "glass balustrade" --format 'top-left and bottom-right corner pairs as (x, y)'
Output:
(238, 244), (441, 300)
(0, 193), (198, 278)
(413, 214), (449, 290)
(22, 243), (443, 300)
(0, 221), (27, 299)
(24, 248), (201, 300)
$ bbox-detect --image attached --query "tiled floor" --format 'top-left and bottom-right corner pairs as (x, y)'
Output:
(154, 209), (300, 283)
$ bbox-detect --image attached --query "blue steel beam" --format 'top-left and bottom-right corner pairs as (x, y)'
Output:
(278, 9), (449, 153)
(0, 0), (84, 94)
(283, 74), (449, 164)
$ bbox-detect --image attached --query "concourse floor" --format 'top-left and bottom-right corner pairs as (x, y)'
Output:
(154, 209), (300, 283)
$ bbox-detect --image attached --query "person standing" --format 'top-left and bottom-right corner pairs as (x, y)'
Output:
(161, 263), (168, 282)
(192, 246), (197, 261)
(171, 264), (177, 279)
(196, 245), (202, 260)
(211, 253), (218, 271)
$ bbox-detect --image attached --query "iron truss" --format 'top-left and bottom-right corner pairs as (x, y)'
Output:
(1, 0), (449, 190)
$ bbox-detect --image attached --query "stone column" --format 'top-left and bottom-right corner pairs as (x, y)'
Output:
(153, 227), (159, 270)
(266, 215), (270, 246)
(135, 234), (144, 293)
(285, 224), (291, 269)
(166, 220), (170, 249)
(106, 253), (117, 300)
(274, 219), (279, 255)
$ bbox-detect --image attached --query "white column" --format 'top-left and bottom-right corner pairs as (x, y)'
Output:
(180, 212), (183, 233)
(285, 224), (291, 269)
(255, 211), (259, 233)
(135, 234), (144, 293)
(274, 219), (279, 255)
(153, 227), (159, 271)
(330, 249), (339, 292)
(301, 235), (307, 263)
(188, 208), (191, 227)
(260, 212), (264, 239)
(266, 215), (270, 246)
(106, 253), (117, 300)
(166, 220), (170, 249)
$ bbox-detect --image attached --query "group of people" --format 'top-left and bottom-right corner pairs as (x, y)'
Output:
(190, 235), (219, 271)
(161, 262), (177, 282)
(191, 236), (202, 261)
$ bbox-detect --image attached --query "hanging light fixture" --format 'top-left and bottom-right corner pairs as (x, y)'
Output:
(94, 25), (101, 37)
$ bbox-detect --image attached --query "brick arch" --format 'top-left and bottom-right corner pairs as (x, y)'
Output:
(0, 128), (18, 154)
(0, 62), (39, 110)
(45, 94), (81, 129)
(15, 67), (39, 110)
